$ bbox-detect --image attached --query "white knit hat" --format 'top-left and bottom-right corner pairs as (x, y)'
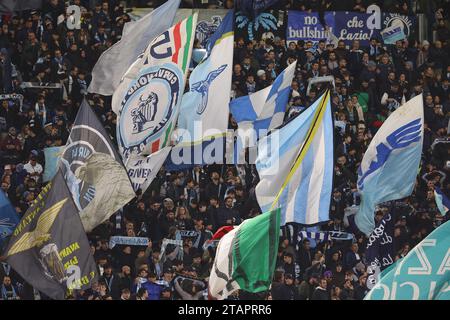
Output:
(256, 70), (266, 77)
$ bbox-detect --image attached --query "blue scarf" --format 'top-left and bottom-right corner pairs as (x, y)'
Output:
(1, 284), (17, 300)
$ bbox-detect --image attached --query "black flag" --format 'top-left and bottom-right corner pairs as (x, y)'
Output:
(4, 170), (98, 300)
(0, 0), (42, 13)
(365, 208), (395, 290)
(60, 99), (135, 232)
(235, 0), (281, 18)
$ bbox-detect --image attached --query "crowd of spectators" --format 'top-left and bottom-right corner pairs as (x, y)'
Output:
(0, 0), (449, 300)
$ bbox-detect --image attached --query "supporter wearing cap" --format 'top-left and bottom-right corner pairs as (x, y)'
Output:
(255, 69), (270, 89)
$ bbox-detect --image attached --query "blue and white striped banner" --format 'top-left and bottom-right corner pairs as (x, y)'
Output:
(230, 61), (297, 145)
(256, 91), (334, 225)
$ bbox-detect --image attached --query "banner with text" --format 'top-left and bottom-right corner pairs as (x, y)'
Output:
(287, 10), (415, 46)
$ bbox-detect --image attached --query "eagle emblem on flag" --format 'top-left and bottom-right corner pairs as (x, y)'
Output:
(191, 64), (227, 115)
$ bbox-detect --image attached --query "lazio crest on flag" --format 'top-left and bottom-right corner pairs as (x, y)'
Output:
(356, 95), (424, 236)
(177, 10), (234, 143)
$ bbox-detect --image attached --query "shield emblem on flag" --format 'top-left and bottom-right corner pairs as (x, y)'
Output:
(118, 63), (183, 156)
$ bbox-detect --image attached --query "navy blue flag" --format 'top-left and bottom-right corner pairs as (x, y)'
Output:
(0, 0), (42, 13)
(365, 211), (395, 290)
(0, 189), (19, 250)
(235, 0), (279, 18)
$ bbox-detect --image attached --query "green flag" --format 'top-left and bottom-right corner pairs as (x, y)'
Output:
(365, 220), (450, 300)
(208, 209), (281, 299)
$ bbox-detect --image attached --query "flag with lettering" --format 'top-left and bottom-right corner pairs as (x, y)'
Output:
(365, 211), (396, 290)
(4, 171), (98, 300)
(356, 95), (424, 235)
(60, 99), (135, 232)
(365, 220), (450, 300)
(88, 0), (181, 95)
(112, 14), (197, 161)
(126, 147), (171, 193)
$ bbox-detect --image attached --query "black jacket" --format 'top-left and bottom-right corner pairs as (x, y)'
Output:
(216, 206), (240, 229)
(311, 287), (329, 300)
(271, 282), (291, 300)
(100, 273), (121, 300)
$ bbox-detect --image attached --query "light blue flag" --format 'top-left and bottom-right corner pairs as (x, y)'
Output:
(381, 24), (406, 45)
(167, 11), (234, 170)
(177, 10), (234, 144)
(356, 95), (424, 236)
(229, 61), (297, 144)
(434, 187), (450, 216)
(0, 189), (19, 248)
(365, 220), (450, 300)
(43, 146), (64, 182)
(255, 91), (333, 225)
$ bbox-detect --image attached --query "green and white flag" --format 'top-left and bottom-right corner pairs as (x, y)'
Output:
(208, 208), (281, 300)
(365, 220), (450, 300)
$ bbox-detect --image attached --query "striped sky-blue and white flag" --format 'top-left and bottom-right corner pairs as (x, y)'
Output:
(255, 91), (333, 226)
(356, 95), (424, 236)
(434, 187), (450, 216)
(229, 61), (297, 146)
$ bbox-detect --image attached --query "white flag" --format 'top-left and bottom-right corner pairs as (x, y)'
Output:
(88, 0), (181, 96)
(126, 147), (171, 193)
